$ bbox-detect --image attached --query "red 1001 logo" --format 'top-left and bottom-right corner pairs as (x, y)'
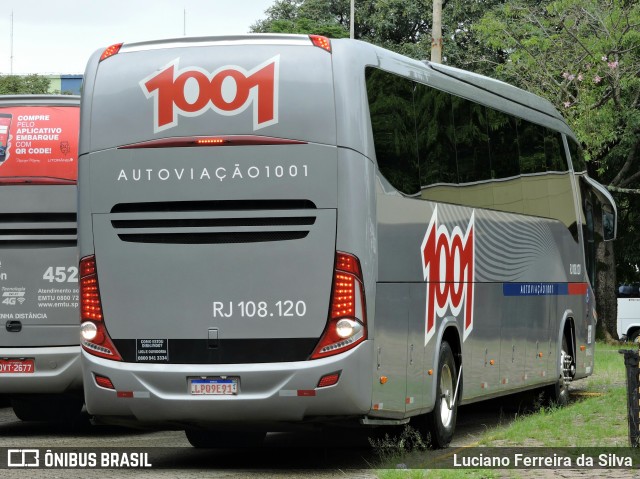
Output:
(140, 56), (280, 133)
(421, 206), (475, 345)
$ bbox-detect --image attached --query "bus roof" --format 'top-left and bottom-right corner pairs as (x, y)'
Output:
(0, 95), (80, 107)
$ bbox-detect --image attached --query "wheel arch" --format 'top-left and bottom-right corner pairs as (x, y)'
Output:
(427, 318), (462, 411)
(556, 310), (576, 376)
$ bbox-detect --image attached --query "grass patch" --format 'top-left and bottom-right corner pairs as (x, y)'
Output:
(373, 341), (635, 478)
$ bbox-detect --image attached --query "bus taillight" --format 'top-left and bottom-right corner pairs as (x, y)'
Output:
(311, 252), (367, 359)
(80, 255), (122, 361)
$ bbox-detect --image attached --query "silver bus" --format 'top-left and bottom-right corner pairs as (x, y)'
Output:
(0, 95), (83, 421)
(78, 35), (616, 447)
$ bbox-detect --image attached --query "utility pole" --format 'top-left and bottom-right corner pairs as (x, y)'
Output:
(430, 0), (442, 63)
(350, 0), (355, 39)
(10, 10), (14, 74)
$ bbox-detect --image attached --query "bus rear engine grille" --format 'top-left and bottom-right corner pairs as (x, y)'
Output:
(0, 213), (77, 247)
(109, 204), (317, 245)
(117, 231), (309, 244)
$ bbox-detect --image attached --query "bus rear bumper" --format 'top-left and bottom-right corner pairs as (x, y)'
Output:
(82, 341), (373, 427)
(0, 346), (83, 394)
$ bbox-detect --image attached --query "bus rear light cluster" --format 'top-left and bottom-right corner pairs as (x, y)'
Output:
(311, 252), (367, 359)
(80, 255), (122, 361)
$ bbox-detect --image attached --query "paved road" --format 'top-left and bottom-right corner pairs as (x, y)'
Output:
(0, 383), (624, 478)
(0, 396), (516, 479)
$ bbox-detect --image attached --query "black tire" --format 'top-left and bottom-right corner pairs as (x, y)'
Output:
(546, 335), (570, 406)
(629, 330), (640, 344)
(185, 429), (266, 448)
(424, 341), (458, 448)
(11, 394), (83, 422)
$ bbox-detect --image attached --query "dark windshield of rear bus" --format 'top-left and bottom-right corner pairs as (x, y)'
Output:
(0, 106), (79, 183)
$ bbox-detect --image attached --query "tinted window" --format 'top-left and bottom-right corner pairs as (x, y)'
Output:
(452, 97), (491, 183)
(545, 130), (568, 171)
(415, 84), (457, 186)
(568, 140), (587, 172)
(518, 121), (546, 174)
(486, 109), (520, 179)
(366, 68), (419, 195)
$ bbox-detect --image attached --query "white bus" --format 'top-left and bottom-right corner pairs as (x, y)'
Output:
(78, 35), (615, 447)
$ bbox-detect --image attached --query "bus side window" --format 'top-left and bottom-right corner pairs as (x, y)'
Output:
(365, 68), (420, 196)
(451, 97), (491, 184)
(415, 84), (457, 187)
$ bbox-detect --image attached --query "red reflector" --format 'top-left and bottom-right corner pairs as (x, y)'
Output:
(297, 390), (316, 397)
(94, 375), (115, 390)
(100, 43), (123, 62)
(117, 391), (134, 398)
(119, 135), (306, 149)
(309, 35), (332, 53)
(317, 372), (341, 388)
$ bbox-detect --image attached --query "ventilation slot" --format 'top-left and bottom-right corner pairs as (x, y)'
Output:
(111, 217), (316, 229)
(118, 231), (309, 244)
(0, 213), (77, 248)
(110, 204), (317, 245)
(111, 200), (317, 213)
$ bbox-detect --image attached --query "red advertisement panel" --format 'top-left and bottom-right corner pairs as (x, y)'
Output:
(0, 106), (79, 181)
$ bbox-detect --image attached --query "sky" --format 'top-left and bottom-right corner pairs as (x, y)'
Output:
(0, 0), (276, 74)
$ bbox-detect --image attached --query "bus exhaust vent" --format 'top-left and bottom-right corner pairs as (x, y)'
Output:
(0, 213), (77, 248)
(117, 231), (309, 244)
(109, 203), (318, 245)
(111, 200), (317, 213)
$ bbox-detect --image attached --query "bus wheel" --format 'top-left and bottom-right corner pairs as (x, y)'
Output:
(425, 341), (458, 448)
(630, 330), (640, 344)
(546, 336), (570, 406)
(185, 429), (266, 448)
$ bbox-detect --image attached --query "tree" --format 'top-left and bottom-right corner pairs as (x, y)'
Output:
(473, 0), (640, 339)
(251, 0), (435, 58)
(0, 74), (51, 94)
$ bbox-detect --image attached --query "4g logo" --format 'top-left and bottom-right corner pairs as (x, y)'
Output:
(140, 56), (280, 133)
(421, 206), (475, 345)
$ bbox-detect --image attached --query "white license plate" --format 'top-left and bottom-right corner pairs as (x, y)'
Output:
(189, 377), (238, 395)
(0, 359), (35, 374)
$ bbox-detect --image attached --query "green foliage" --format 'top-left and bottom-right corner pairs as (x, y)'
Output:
(0, 74), (51, 94)
(251, 0), (434, 59)
(473, 0), (640, 284)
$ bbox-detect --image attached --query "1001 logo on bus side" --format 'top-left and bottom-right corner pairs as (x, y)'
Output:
(140, 56), (280, 133)
(421, 206), (475, 345)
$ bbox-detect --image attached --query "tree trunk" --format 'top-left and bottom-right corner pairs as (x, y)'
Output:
(594, 208), (617, 341)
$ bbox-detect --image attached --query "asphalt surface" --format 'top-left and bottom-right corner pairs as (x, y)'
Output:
(1, 384), (632, 478)
(0, 395), (515, 478)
